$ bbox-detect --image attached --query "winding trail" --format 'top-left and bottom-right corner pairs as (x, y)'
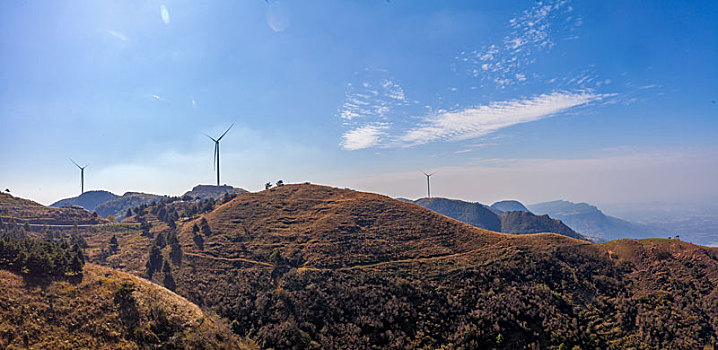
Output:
(184, 252), (273, 267)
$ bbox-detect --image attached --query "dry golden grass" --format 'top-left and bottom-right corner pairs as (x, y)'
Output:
(0, 192), (107, 226)
(0, 264), (246, 349)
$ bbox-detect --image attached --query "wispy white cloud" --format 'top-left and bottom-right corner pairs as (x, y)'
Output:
(341, 124), (388, 150)
(152, 94), (161, 101)
(342, 91), (609, 150)
(338, 76), (409, 122)
(400, 91), (608, 146)
(160, 5), (171, 25)
(107, 30), (128, 41)
(458, 0), (580, 87)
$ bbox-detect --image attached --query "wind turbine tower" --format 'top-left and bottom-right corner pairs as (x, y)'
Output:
(70, 159), (88, 195)
(205, 124), (233, 187)
(421, 170), (437, 198)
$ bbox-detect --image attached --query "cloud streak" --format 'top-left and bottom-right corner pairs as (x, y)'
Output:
(399, 91), (608, 146)
(341, 91), (610, 150)
(341, 123), (388, 150)
(107, 30), (128, 41)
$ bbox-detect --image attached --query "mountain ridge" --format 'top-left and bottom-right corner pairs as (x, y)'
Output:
(528, 199), (669, 241)
(407, 196), (585, 239)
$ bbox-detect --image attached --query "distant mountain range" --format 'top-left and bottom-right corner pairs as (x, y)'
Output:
(50, 184), (247, 221)
(527, 200), (669, 241)
(406, 197), (586, 240)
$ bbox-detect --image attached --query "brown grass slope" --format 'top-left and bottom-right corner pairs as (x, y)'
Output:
(0, 192), (106, 225)
(55, 184), (718, 348)
(186, 184), (586, 270)
(0, 263), (245, 349)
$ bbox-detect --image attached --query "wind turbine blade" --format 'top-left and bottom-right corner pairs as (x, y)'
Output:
(69, 158), (81, 169)
(217, 123), (233, 141)
(419, 169), (428, 176)
(428, 170), (438, 176)
(204, 133), (218, 142)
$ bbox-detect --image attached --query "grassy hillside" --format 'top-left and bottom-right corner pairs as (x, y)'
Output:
(76, 184), (718, 349)
(0, 192), (107, 226)
(182, 185), (248, 200)
(95, 192), (167, 220)
(0, 263), (249, 349)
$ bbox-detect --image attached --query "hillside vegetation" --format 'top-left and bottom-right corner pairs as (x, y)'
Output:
(0, 192), (106, 226)
(95, 192), (167, 220)
(182, 185), (248, 200)
(78, 184), (718, 349)
(0, 263), (246, 349)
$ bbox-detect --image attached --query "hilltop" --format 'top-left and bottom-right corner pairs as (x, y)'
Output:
(529, 200), (668, 241)
(491, 200), (531, 213)
(0, 263), (246, 349)
(50, 190), (118, 211)
(182, 184), (248, 200)
(77, 184), (718, 349)
(0, 192), (106, 226)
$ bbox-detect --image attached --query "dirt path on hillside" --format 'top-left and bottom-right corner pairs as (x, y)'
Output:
(184, 252), (274, 267)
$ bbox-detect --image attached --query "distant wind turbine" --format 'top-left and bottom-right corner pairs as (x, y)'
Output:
(70, 158), (88, 194)
(421, 170), (437, 198)
(205, 124), (233, 187)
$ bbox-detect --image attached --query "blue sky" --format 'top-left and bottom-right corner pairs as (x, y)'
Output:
(1, 0), (716, 205)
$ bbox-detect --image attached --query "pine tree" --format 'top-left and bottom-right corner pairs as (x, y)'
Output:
(146, 245), (163, 278)
(69, 253), (83, 274)
(169, 241), (182, 265)
(162, 260), (176, 291)
(154, 232), (167, 248)
(200, 218), (211, 236)
(109, 235), (119, 254)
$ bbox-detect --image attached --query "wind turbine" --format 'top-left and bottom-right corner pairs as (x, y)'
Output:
(70, 158), (88, 194)
(205, 124), (233, 187)
(421, 170), (437, 198)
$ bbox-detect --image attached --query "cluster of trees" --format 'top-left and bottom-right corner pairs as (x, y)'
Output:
(191, 218), (212, 250)
(0, 233), (84, 276)
(145, 230), (182, 291)
(264, 180), (285, 190)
